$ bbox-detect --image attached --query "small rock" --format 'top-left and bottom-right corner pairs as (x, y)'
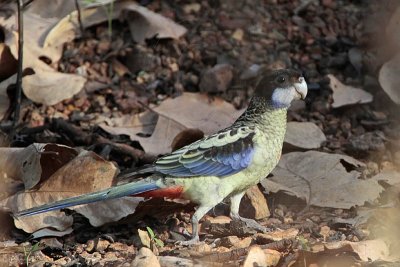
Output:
(86, 240), (95, 253)
(255, 228), (299, 243)
(97, 39), (111, 54)
(96, 239), (110, 253)
(109, 242), (135, 253)
(220, 236), (252, 248)
(366, 161), (379, 176)
(183, 3), (201, 14)
(232, 28), (244, 41)
(310, 215), (321, 223)
(104, 252), (119, 260)
(283, 216), (293, 224)
(243, 246), (267, 267)
(199, 64), (233, 93)
(131, 247), (160, 267)
(263, 249), (281, 266)
(320, 226), (330, 241)
(158, 256), (194, 267)
(381, 161), (396, 171)
(219, 235), (240, 248)
(138, 229), (151, 248)
(347, 131), (386, 155)
(240, 185), (270, 220)
(204, 215), (232, 224)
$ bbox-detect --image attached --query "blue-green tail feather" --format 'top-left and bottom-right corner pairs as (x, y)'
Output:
(14, 181), (159, 218)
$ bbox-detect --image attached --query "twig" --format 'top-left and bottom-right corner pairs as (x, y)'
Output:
(13, 0), (24, 129)
(74, 0), (84, 37)
(21, 0), (34, 9)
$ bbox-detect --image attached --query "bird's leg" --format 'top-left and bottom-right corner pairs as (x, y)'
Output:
(229, 191), (268, 233)
(176, 205), (212, 245)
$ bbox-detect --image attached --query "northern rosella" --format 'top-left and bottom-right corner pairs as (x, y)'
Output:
(15, 69), (307, 244)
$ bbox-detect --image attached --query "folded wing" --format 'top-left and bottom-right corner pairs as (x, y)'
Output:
(155, 126), (256, 177)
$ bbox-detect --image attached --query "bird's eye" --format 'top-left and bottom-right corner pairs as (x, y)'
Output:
(276, 76), (286, 84)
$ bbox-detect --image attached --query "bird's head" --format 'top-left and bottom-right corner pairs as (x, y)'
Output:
(254, 69), (308, 108)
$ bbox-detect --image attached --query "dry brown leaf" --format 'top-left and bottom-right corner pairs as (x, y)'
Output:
(379, 53), (400, 104)
(0, 143), (77, 190)
(324, 239), (391, 262)
(370, 170), (400, 186)
(386, 6), (400, 48)
(101, 93), (243, 155)
(328, 74), (373, 108)
(123, 3), (187, 43)
(0, 43), (18, 81)
(0, 73), (17, 119)
(22, 71), (86, 106)
(284, 122), (326, 149)
(0, 8), (87, 105)
(262, 151), (383, 209)
(2, 150), (142, 234)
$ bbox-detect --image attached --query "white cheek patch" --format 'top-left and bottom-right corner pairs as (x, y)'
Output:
(271, 87), (298, 108)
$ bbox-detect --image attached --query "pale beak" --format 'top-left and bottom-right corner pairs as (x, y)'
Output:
(294, 77), (308, 100)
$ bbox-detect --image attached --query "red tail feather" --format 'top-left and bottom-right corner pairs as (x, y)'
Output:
(135, 186), (184, 199)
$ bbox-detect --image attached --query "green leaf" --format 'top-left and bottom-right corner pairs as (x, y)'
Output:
(146, 226), (155, 239)
(154, 238), (164, 248)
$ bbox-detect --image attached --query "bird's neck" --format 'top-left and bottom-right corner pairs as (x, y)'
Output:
(235, 96), (288, 126)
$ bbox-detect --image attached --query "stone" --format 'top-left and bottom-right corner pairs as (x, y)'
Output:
(131, 247), (160, 267)
(199, 64), (233, 93)
(240, 185), (270, 220)
(243, 246), (267, 267)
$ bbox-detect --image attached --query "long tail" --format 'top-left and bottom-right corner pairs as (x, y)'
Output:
(14, 180), (159, 218)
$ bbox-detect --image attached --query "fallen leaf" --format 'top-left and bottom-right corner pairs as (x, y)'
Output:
(101, 93), (243, 155)
(328, 74), (373, 108)
(370, 170), (400, 186)
(0, 43), (18, 81)
(284, 122), (326, 149)
(379, 53), (400, 104)
(0, 73), (17, 119)
(386, 5), (400, 48)
(2, 150), (142, 234)
(22, 70), (86, 106)
(123, 3), (187, 43)
(262, 151), (383, 209)
(0, 7), (87, 105)
(0, 143), (77, 190)
(31, 228), (73, 239)
(324, 239), (391, 262)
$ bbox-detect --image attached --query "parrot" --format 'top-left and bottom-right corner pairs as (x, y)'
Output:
(14, 69), (308, 244)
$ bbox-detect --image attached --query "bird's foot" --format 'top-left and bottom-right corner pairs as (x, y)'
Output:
(175, 235), (200, 246)
(232, 215), (270, 233)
